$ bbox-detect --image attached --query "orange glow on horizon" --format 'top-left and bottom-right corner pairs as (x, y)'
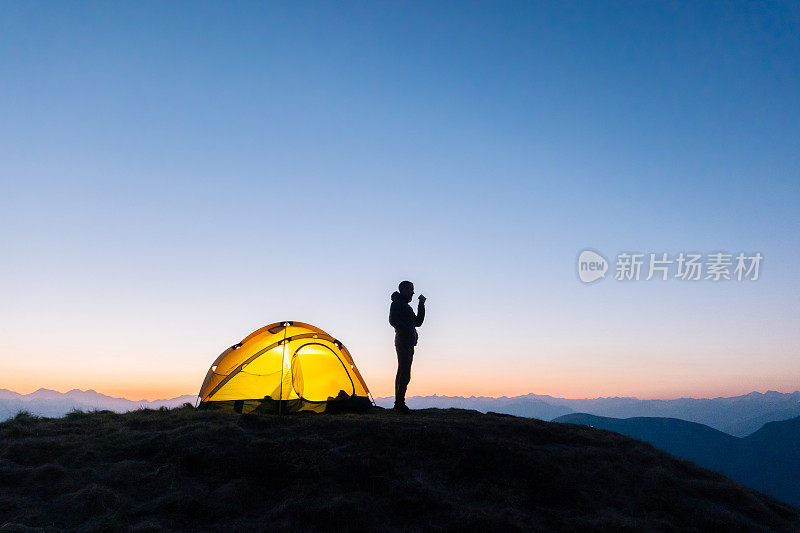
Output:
(5, 376), (798, 403)
(4, 346), (798, 402)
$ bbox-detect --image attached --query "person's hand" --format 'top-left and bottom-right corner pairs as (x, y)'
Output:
(418, 295), (426, 304)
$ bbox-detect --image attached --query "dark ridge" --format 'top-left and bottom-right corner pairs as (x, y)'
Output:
(554, 413), (800, 506)
(0, 406), (798, 531)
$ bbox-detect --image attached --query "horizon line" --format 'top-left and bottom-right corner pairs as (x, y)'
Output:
(4, 387), (800, 404)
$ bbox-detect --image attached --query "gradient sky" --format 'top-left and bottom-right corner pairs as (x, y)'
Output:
(1, 2), (798, 400)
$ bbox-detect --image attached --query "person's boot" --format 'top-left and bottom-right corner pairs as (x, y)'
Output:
(393, 402), (411, 413)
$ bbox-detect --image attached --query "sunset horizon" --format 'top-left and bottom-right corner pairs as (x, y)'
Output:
(6, 382), (800, 405)
(2, 2), (797, 418)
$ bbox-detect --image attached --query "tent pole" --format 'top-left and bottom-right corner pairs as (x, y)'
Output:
(279, 323), (288, 416)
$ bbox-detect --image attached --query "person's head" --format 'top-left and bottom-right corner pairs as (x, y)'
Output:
(398, 280), (414, 300)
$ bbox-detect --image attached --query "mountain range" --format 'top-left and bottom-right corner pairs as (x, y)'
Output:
(375, 390), (800, 436)
(5, 389), (800, 438)
(554, 413), (800, 507)
(0, 388), (196, 421)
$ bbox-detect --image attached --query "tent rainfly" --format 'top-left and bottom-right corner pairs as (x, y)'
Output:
(198, 321), (372, 414)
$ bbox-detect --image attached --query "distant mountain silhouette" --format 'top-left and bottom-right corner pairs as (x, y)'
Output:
(375, 390), (800, 436)
(0, 389), (196, 421)
(554, 413), (800, 506)
(1, 406), (798, 530)
(0, 389), (23, 400)
(6, 388), (800, 438)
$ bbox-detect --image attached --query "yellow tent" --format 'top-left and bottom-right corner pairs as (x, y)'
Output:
(198, 321), (372, 413)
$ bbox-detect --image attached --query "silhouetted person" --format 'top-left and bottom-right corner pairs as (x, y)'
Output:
(389, 280), (425, 412)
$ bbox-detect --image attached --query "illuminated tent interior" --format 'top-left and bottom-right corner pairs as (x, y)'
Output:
(198, 321), (372, 413)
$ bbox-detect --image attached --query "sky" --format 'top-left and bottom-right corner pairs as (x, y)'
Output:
(1, 1), (798, 400)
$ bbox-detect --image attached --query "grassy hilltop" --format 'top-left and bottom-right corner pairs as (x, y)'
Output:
(1, 406), (798, 531)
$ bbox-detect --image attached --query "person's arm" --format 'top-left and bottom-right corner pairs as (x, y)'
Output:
(414, 296), (425, 327)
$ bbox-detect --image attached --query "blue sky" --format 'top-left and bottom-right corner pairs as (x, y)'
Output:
(1, 1), (798, 399)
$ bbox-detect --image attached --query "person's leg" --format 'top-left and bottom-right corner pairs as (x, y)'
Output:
(395, 343), (414, 407)
(394, 344), (407, 405)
